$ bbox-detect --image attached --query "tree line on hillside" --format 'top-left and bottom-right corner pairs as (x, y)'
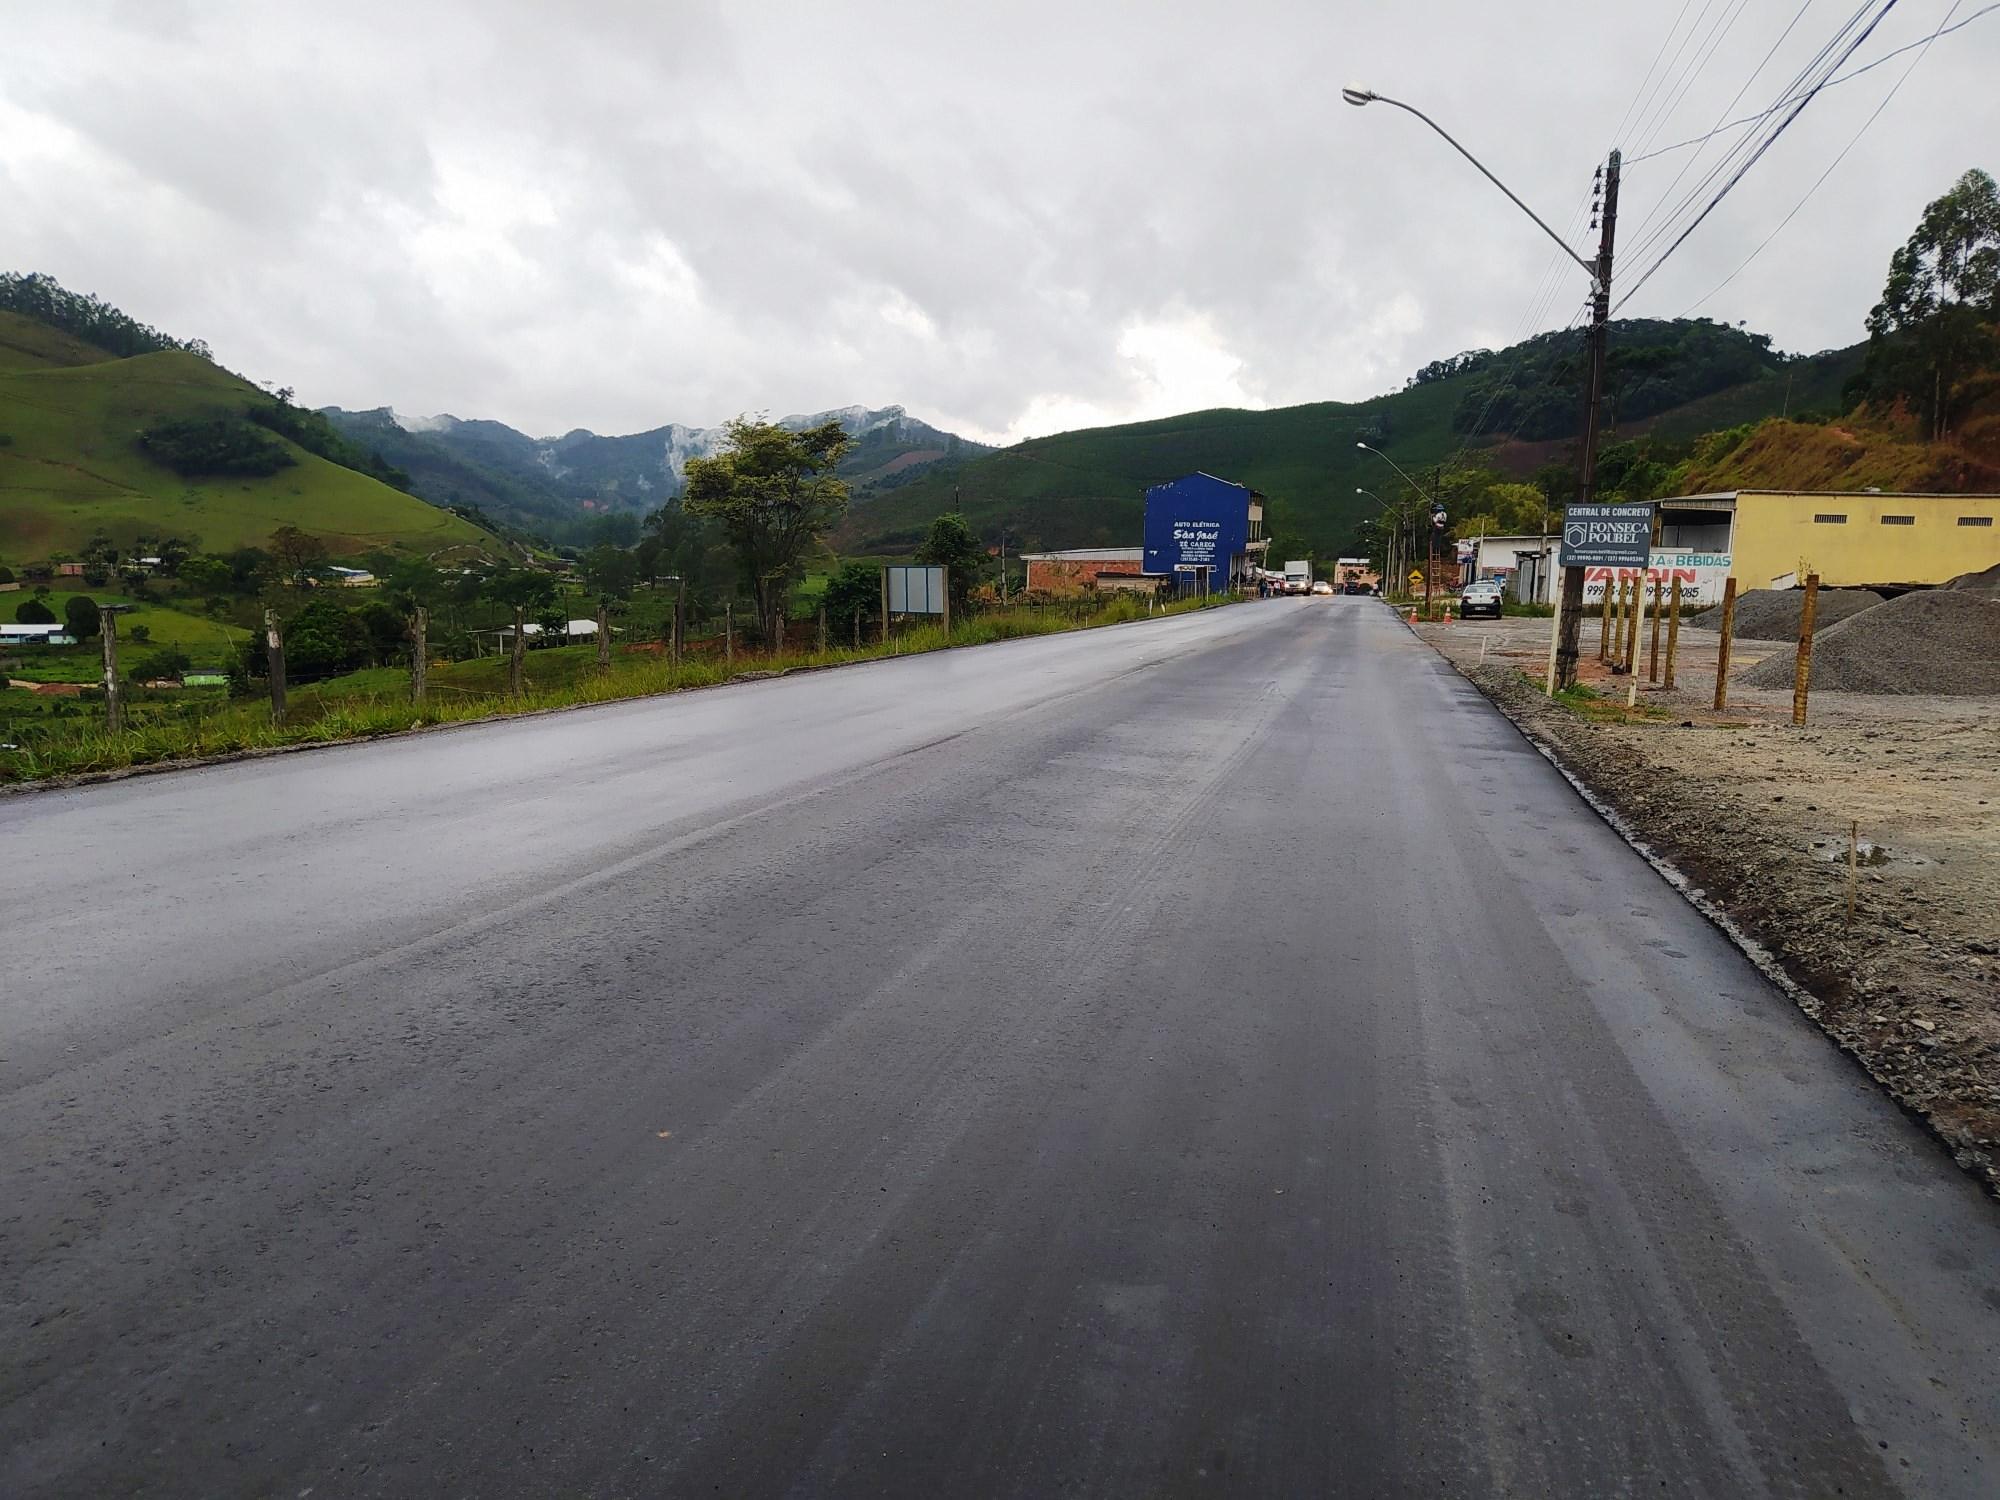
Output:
(0, 271), (213, 359)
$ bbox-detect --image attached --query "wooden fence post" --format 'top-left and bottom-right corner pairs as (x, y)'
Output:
(411, 606), (428, 706)
(101, 607), (124, 733)
(1663, 578), (1682, 689)
(673, 580), (685, 667)
(1792, 573), (1820, 727)
(725, 602), (733, 667)
(1626, 581), (1653, 711)
(1714, 576), (1737, 711)
(265, 607), (287, 724)
(880, 568), (890, 645)
(942, 567), (951, 638)
(1647, 579), (1664, 683)
(596, 601), (610, 669)
(509, 606), (526, 697)
(818, 605), (827, 654)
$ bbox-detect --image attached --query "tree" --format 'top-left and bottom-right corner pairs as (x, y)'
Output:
(14, 596), (57, 624)
(178, 555), (234, 595)
(64, 595), (101, 641)
(131, 645), (191, 682)
(822, 560), (883, 640)
(913, 512), (985, 612)
(683, 418), (853, 644)
(1863, 168), (2000, 439)
(269, 525), (329, 588)
(239, 597), (368, 683)
(579, 545), (639, 600)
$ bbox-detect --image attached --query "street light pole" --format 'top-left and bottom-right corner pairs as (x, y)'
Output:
(1345, 86), (1618, 687)
(1358, 442), (1445, 618)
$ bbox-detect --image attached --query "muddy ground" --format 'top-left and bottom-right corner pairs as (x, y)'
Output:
(1415, 609), (2000, 1192)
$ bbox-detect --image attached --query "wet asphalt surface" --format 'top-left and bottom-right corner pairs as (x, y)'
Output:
(3, 596), (1997, 1497)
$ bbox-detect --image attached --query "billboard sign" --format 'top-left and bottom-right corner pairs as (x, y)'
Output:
(1559, 503), (1653, 568)
(885, 565), (946, 615)
(1583, 551), (1732, 605)
(1141, 473), (1252, 586)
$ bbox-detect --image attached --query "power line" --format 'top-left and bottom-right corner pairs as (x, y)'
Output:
(1629, 0), (1998, 164)
(1624, 0), (1880, 263)
(1615, 0), (1905, 312)
(1683, 0), (1962, 314)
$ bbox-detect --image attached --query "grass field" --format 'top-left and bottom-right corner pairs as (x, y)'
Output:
(2, 589), (247, 683)
(0, 328), (496, 562)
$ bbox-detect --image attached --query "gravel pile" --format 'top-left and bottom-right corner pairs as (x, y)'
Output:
(1728, 587), (1884, 640)
(1945, 561), (2000, 595)
(1741, 589), (2000, 694)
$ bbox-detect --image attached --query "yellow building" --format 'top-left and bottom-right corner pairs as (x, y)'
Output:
(1656, 489), (2000, 589)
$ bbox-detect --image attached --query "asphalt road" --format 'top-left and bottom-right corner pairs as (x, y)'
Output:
(4, 597), (1997, 1497)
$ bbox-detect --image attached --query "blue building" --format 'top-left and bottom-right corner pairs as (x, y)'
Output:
(1140, 473), (1268, 593)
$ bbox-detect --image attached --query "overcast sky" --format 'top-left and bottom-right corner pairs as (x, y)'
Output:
(5, 1), (1994, 444)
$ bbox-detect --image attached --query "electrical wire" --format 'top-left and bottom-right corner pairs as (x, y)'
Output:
(1623, 0), (1879, 263)
(1629, 0), (1758, 160)
(1681, 0), (1961, 314)
(1615, 0), (1905, 312)
(1628, 0), (1998, 164)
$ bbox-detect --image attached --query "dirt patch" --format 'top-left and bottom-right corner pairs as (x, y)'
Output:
(1740, 589), (2000, 695)
(1416, 614), (2000, 1193)
(1729, 586), (1883, 640)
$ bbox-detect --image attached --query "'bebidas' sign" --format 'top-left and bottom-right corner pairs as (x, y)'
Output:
(1559, 504), (1653, 568)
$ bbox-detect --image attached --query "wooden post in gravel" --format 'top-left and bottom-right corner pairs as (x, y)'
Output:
(509, 607), (526, 697)
(596, 601), (610, 670)
(410, 607), (428, 706)
(1791, 572), (1821, 727)
(1647, 579), (1664, 683)
(1713, 577), (1738, 710)
(1663, 578), (1683, 689)
(1623, 578), (1642, 676)
(101, 607), (124, 733)
(1626, 581), (1653, 711)
(265, 607), (287, 725)
(1598, 578), (1613, 662)
(1613, 576), (1631, 670)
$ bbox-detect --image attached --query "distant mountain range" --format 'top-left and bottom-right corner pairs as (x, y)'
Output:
(322, 402), (990, 541)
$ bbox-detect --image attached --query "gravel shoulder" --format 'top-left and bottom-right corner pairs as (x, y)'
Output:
(1417, 612), (2000, 1192)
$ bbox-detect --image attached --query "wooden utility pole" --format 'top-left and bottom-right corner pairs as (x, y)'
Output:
(1647, 579), (1664, 683)
(673, 579), (686, 667)
(411, 606), (429, 705)
(1663, 578), (1683, 689)
(1792, 573), (1821, 726)
(1556, 149), (1620, 690)
(509, 606), (526, 696)
(101, 607), (123, 733)
(1713, 577), (1738, 710)
(596, 601), (610, 669)
(265, 607), (287, 724)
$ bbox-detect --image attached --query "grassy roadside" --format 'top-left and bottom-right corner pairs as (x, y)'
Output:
(0, 592), (1232, 786)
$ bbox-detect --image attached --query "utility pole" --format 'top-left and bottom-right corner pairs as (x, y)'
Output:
(1556, 148), (1620, 690)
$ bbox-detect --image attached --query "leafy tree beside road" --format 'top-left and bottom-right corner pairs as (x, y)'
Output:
(913, 512), (984, 612)
(684, 418), (853, 647)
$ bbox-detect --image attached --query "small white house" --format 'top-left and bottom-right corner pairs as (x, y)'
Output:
(0, 622), (77, 647)
(326, 566), (376, 588)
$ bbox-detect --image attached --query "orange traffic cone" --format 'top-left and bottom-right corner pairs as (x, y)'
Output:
(1407, 607), (1418, 625)
(1445, 605), (1454, 624)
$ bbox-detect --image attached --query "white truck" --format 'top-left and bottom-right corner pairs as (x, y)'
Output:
(1283, 560), (1312, 595)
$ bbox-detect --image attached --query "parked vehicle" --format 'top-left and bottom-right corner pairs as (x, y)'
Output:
(1458, 580), (1505, 619)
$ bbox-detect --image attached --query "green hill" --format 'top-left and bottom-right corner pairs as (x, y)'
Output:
(0, 320), (493, 562)
(839, 321), (1864, 560)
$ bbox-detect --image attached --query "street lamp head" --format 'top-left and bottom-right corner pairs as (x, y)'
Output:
(1341, 87), (1376, 107)
(1355, 441), (1371, 451)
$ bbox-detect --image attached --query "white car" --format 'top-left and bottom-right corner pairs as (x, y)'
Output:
(1310, 580), (1334, 595)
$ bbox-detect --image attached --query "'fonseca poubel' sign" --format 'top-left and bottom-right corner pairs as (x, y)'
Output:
(1559, 504), (1653, 568)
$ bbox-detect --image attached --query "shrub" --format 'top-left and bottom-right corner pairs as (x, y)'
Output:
(63, 595), (101, 640)
(14, 596), (57, 624)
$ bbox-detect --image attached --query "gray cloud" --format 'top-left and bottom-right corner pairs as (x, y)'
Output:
(5, 0), (1994, 443)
